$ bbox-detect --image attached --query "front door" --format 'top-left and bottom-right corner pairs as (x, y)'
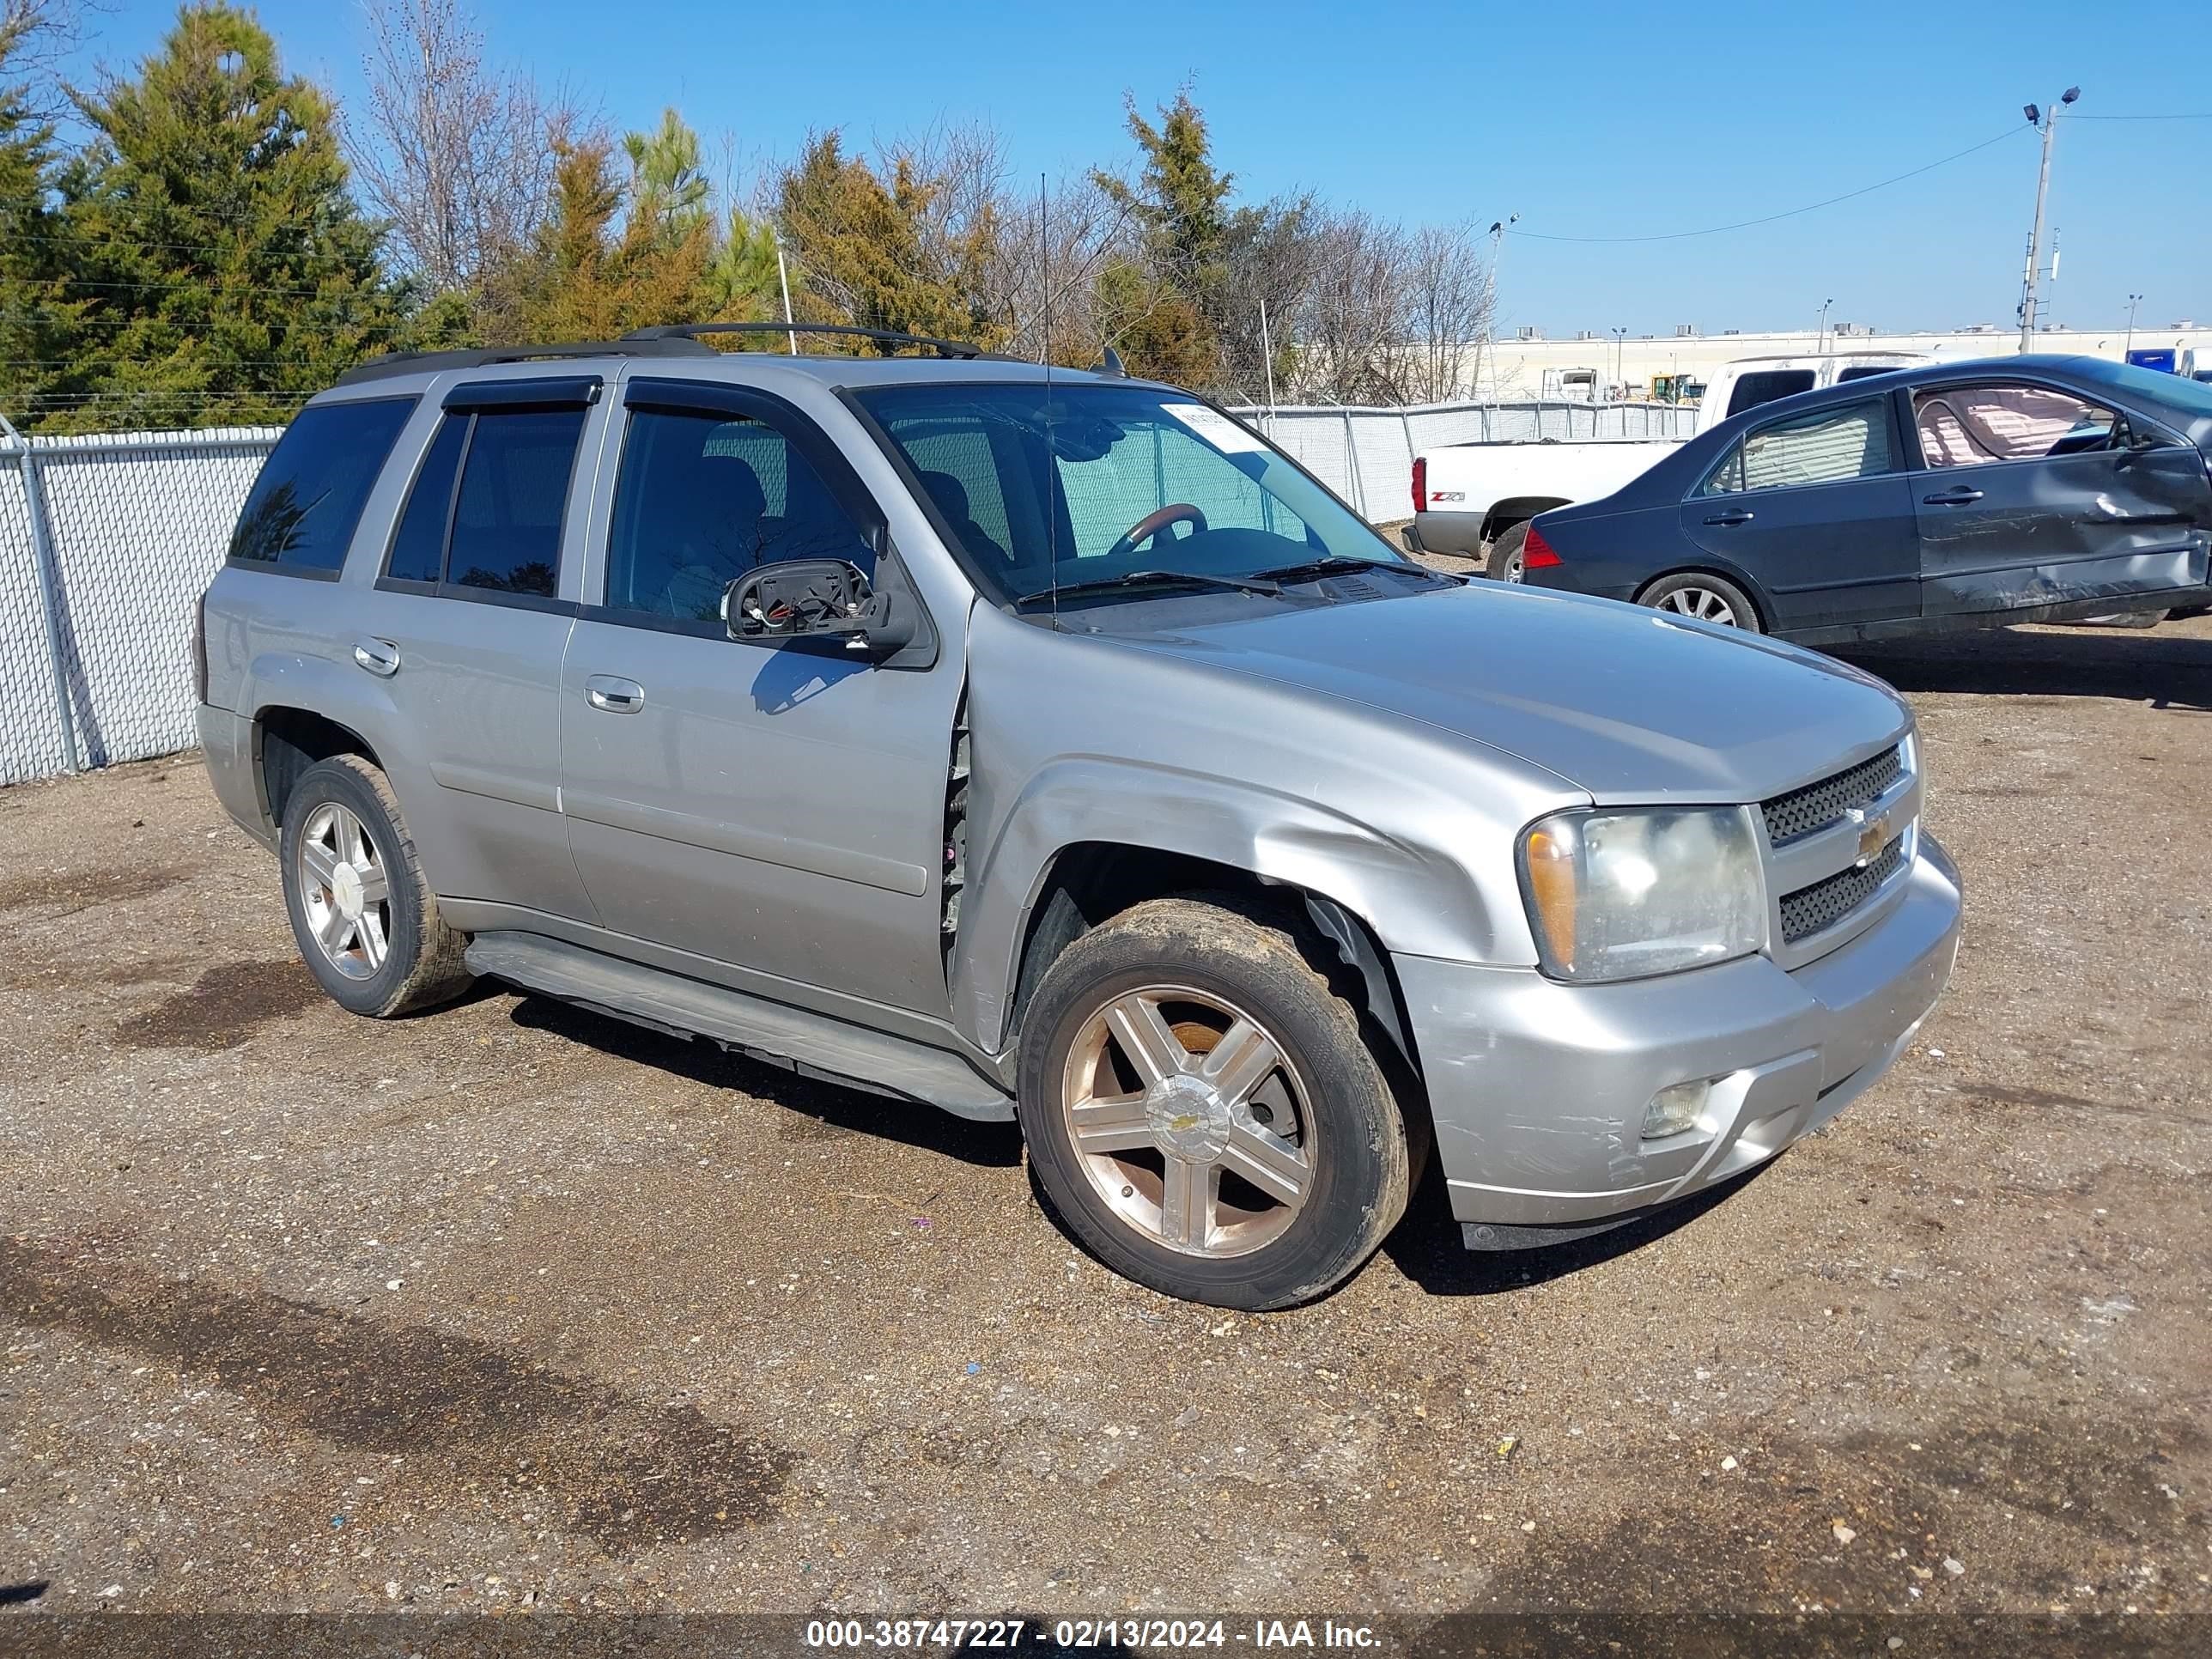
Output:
(558, 378), (963, 1018)
(1680, 393), (1919, 630)
(1909, 378), (2212, 619)
(356, 384), (601, 920)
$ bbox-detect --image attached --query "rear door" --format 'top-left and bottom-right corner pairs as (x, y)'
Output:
(1908, 377), (2212, 619)
(354, 379), (601, 920)
(1680, 393), (1918, 630)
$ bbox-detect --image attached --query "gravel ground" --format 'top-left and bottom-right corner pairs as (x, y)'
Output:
(2, 617), (2208, 1644)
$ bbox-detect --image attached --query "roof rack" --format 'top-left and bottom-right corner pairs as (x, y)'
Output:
(333, 337), (714, 386)
(621, 321), (991, 360)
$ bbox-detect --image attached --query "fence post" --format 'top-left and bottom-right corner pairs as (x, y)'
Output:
(0, 413), (77, 774)
(1340, 407), (1368, 518)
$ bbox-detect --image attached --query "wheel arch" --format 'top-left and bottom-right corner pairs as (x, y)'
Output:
(1480, 495), (1572, 544)
(253, 705), (386, 836)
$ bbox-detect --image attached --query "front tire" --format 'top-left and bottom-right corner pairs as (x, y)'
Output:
(1016, 895), (1411, 1310)
(279, 754), (473, 1018)
(1637, 570), (1764, 632)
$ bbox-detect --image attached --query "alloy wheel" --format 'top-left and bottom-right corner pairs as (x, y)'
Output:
(1656, 585), (1741, 626)
(297, 802), (391, 980)
(1059, 984), (1316, 1258)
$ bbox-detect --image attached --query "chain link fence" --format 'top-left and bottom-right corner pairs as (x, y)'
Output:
(0, 421), (282, 787)
(0, 397), (1696, 787)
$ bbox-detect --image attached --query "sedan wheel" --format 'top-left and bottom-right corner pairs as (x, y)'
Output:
(1655, 584), (1741, 626)
(1060, 983), (1316, 1259)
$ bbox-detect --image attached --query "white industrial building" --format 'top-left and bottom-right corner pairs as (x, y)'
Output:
(1474, 320), (2209, 404)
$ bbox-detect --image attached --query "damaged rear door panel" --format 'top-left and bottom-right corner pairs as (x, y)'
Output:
(1909, 378), (2212, 620)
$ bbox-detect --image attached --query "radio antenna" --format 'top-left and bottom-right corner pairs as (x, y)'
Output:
(1041, 171), (1060, 627)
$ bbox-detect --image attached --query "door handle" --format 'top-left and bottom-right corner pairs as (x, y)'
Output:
(352, 637), (400, 678)
(1923, 486), (1984, 506)
(1702, 509), (1755, 526)
(584, 675), (646, 714)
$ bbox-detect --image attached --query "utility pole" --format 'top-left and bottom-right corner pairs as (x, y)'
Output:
(2019, 88), (2079, 353)
(2124, 292), (2143, 358)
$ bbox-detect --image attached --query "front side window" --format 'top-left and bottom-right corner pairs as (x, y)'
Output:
(604, 409), (875, 622)
(1913, 383), (2118, 468)
(856, 383), (1401, 606)
(229, 398), (416, 572)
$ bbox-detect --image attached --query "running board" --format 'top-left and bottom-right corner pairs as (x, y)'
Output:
(463, 931), (1014, 1122)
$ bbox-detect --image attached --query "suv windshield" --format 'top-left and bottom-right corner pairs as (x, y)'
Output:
(854, 381), (1421, 607)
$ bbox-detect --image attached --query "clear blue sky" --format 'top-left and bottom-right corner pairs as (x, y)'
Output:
(66, 0), (2212, 338)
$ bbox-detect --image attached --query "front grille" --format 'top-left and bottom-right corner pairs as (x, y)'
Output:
(1761, 744), (1904, 845)
(1779, 838), (1905, 943)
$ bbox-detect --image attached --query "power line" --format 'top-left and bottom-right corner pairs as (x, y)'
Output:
(1510, 125), (2029, 245)
(2069, 112), (2212, 121)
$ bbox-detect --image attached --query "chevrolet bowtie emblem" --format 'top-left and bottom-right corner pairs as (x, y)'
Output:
(1855, 812), (1889, 866)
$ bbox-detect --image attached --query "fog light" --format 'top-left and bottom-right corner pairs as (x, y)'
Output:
(1642, 1079), (1711, 1139)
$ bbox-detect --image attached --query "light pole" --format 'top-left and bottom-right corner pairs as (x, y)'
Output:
(2124, 292), (2143, 359)
(1611, 325), (1626, 393)
(1816, 297), (1835, 356)
(1486, 212), (1518, 404)
(2019, 88), (2080, 353)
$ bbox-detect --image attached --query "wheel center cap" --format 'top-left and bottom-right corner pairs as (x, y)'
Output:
(331, 863), (366, 921)
(1146, 1073), (1231, 1162)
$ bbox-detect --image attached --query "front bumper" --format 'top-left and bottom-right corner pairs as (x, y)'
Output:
(1395, 833), (1961, 1234)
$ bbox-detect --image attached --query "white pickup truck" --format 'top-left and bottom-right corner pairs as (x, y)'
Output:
(1408, 351), (1927, 579)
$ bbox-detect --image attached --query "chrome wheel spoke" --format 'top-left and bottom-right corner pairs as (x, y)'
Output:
(301, 839), (339, 890)
(357, 909), (388, 970)
(1068, 1091), (1154, 1154)
(356, 863), (389, 905)
(1104, 993), (1187, 1087)
(1224, 1122), (1311, 1207)
(1158, 1157), (1216, 1249)
(1200, 1017), (1282, 1109)
(314, 902), (351, 954)
(337, 813), (371, 870)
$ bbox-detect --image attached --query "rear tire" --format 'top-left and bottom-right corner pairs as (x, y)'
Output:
(1637, 570), (1764, 632)
(1485, 520), (1529, 582)
(279, 755), (474, 1018)
(1016, 893), (1411, 1310)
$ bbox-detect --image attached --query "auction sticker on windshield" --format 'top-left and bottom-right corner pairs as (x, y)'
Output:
(1164, 402), (1268, 453)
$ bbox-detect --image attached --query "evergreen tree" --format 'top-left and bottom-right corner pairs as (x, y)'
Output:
(623, 107), (710, 247)
(55, 3), (405, 430)
(1092, 89), (1231, 385)
(0, 1), (87, 424)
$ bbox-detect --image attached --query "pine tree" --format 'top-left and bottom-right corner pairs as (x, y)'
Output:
(1092, 89), (1231, 386)
(0, 1), (88, 425)
(55, 3), (406, 430)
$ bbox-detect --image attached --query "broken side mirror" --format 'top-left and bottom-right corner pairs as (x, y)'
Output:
(721, 558), (916, 659)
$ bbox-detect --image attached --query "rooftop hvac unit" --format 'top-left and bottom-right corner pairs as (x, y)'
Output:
(1575, 330), (1598, 340)
(1832, 322), (1868, 337)
(1516, 325), (1545, 341)
(1674, 324), (1698, 337)
(1722, 329), (1741, 336)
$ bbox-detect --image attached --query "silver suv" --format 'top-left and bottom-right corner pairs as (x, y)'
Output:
(198, 324), (1962, 1309)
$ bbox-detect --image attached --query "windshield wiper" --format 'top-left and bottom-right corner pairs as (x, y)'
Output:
(1246, 554), (1442, 584)
(1012, 568), (1281, 609)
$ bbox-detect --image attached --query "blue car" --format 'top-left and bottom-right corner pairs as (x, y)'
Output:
(1521, 356), (2212, 643)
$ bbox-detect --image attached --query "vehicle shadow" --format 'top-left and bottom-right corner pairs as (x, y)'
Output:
(1380, 1160), (1769, 1297)
(503, 992), (1024, 1169)
(1832, 621), (2212, 711)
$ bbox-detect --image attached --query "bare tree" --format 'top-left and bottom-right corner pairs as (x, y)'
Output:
(1292, 208), (1412, 404)
(347, 0), (555, 294)
(1401, 221), (1491, 403)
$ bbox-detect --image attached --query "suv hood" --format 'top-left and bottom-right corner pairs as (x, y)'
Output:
(1111, 582), (1911, 804)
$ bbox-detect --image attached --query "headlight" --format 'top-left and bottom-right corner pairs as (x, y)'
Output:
(1518, 806), (1765, 981)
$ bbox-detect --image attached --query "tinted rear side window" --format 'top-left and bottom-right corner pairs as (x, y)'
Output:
(447, 408), (587, 597)
(228, 398), (416, 573)
(1726, 369), (1818, 418)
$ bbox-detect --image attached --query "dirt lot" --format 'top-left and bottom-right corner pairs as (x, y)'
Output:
(3, 618), (2209, 1646)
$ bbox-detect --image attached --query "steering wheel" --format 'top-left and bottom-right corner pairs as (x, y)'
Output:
(1104, 502), (1207, 562)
